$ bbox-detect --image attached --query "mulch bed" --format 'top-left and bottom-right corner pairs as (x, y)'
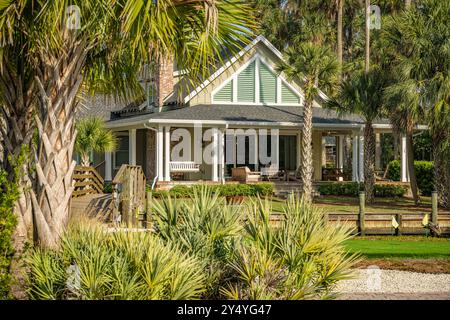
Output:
(355, 258), (450, 274)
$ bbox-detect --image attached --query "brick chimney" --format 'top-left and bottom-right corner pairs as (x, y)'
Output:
(155, 55), (174, 110)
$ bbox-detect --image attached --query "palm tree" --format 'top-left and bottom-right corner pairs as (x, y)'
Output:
(75, 117), (117, 167)
(383, 0), (450, 208)
(327, 69), (387, 203)
(384, 80), (422, 205)
(278, 43), (340, 202)
(0, 0), (254, 298)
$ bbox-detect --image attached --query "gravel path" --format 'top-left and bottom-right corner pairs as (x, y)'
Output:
(335, 268), (450, 300)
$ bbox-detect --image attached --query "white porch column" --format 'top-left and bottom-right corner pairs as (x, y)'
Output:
(156, 125), (164, 179)
(254, 130), (259, 171)
(273, 129), (280, 170)
(338, 135), (344, 169)
(352, 134), (359, 182)
(401, 134), (409, 182)
(105, 152), (112, 181)
(219, 128), (225, 183)
(164, 126), (171, 182)
(375, 133), (382, 170)
(296, 132), (301, 169)
(129, 128), (136, 165)
(358, 134), (364, 182)
(212, 127), (219, 182)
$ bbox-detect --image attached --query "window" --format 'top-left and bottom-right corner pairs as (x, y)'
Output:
(114, 133), (129, 169)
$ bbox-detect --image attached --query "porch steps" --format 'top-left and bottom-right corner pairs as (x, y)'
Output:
(273, 182), (302, 197)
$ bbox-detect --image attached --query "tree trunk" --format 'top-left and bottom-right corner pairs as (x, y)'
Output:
(300, 99), (314, 202)
(406, 130), (420, 205)
(364, 121), (375, 203)
(81, 154), (91, 167)
(433, 134), (450, 209)
(365, 0), (370, 73)
(337, 0), (344, 80)
(31, 39), (87, 249)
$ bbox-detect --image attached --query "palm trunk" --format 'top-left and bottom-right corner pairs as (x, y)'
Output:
(433, 134), (450, 208)
(31, 39), (87, 249)
(364, 121), (375, 203)
(406, 129), (420, 205)
(301, 99), (314, 202)
(364, 0), (370, 73)
(81, 154), (91, 167)
(337, 0), (344, 80)
(0, 59), (35, 299)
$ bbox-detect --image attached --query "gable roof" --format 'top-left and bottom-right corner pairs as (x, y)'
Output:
(184, 35), (329, 104)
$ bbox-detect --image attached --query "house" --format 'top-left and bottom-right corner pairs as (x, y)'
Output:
(81, 35), (423, 187)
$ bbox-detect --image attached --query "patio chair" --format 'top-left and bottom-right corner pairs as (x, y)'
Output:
(261, 164), (281, 181)
(231, 167), (261, 183)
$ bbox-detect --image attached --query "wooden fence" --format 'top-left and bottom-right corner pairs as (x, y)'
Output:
(72, 166), (104, 198)
(112, 165), (147, 227)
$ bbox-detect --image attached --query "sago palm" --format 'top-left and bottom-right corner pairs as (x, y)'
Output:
(327, 69), (387, 203)
(278, 43), (340, 202)
(75, 117), (116, 167)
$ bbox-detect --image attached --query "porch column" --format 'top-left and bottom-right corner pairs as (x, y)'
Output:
(254, 130), (259, 171)
(375, 133), (382, 170)
(156, 125), (164, 179)
(352, 134), (359, 182)
(358, 134), (364, 182)
(164, 126), (171, 182)
(220, 128), (225, 183)
(296, 132), (301, 169)
(338, 135), (344, 169)
(212, 127), (219, 182)
(338, 135), (344, 182)
(273, 129), (280, 170)
(401, 134), (409, 182)
(129, 128), (136, 165)
(105, 152), (112, 181)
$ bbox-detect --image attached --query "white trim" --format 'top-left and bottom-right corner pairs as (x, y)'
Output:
(401, 135), (409, 182)
(352, 134), (359, 182)
(358, 135), (364, 182)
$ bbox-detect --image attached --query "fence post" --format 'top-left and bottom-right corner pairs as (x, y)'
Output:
(146, 191), (152, 229)
(431, 191), (438, 225)
(359, 191), (366, 236)
(396, 213), (402, 236)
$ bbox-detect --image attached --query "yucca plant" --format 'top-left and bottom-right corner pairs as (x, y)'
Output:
(26, 220), (206, 300)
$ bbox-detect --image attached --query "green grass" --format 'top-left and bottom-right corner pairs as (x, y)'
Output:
(345, 236), (450, 258)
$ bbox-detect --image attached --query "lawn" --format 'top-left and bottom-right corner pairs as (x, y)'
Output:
(345, 236), (450, 259)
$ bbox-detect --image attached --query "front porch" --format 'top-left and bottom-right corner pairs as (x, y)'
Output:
(102, 123), (412, 187)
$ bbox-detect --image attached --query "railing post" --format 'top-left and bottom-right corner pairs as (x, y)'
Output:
(359, 191), (365, 236)
(431, 191), (438, 225)
(396, 213), (402, 236)
(146, 191), (152, 229)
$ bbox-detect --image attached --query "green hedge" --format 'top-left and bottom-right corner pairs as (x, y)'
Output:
(318, 182), (408, 198)
(149, 183), (274, 198)
(386, 160), (434, 196)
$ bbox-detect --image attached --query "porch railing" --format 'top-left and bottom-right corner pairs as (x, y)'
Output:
(72, 166), (104, 198)
(170, 161), (200, 172)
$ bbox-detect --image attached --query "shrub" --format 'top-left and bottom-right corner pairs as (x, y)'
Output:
(0, 148), (25, 299)
(26, 221), (206, 300)
(318, 182), (407, 198)
(152, 186), (359, 300)
(386, 160), (435, 196)
(149, 183), (274, 198)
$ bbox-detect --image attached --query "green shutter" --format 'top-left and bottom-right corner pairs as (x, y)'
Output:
(237, 61), (255, 102)
(213, 81), (233, 102)
(259, 62), (277, 103)
(281, 82), (300, 104)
